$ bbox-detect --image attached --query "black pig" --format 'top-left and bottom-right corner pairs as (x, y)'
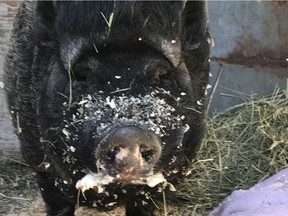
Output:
(4, 1), (210, 216)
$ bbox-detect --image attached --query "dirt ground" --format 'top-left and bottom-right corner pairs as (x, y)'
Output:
(0, 151), (126, 216)
(0, 150), (199, 216)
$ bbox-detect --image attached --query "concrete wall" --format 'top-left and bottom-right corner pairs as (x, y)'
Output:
(0, 2), (19, 151)
(0, 1), (287, 150)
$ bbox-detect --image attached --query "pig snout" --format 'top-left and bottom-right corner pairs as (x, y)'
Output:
(96, 126), (161, 180)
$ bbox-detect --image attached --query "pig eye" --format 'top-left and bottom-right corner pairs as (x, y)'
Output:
(72, 70), (88, 82)
(70, 56), (98, 82)
(155, 68), (167, 77)
(150, 68), (173, 86)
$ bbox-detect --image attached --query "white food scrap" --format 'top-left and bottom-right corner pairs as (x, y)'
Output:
(146, 173), (176, 191)
(76, 173), (114, 194)
(0, 81), (4, 89)
(76, 172), (176, 195)
(146, 173), (166, 187)
(131, 173), (176, 191)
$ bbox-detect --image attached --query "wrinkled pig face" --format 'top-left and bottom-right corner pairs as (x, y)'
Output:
(43, 48), (192, 183)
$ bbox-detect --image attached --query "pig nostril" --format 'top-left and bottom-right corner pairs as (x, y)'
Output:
(140, 148), (154, 162)
(106, 147), (120, 162)
(99, 126), (162, 164)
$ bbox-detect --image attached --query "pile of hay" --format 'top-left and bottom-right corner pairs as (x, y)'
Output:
(171, 89), (288, 215)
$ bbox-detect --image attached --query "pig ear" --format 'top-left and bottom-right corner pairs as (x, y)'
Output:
(181, 1), (209, 50)
(165, 1), (209, 67)
(36, 1), (57, 25)
(180, 1), (210, 74)
(141, 1), (209, 68)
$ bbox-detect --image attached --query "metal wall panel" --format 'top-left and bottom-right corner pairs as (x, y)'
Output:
(208, 1), (288, 112)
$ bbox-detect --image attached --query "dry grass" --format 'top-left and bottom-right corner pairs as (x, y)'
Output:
(1, 89), (288, 215)
(172, 88), (288, 215)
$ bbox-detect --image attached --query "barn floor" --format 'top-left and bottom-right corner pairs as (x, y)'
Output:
(0, 151), (195, 216)
(0, 151), (124, 216)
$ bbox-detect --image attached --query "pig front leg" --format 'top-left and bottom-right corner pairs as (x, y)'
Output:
(37, 172), (76, 216)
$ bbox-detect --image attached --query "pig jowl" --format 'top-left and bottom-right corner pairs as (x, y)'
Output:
(4, 1), (211, 215)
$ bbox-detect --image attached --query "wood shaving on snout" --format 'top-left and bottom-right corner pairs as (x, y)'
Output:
(62, 89), (186, 142)
(75, 172), (176, 196)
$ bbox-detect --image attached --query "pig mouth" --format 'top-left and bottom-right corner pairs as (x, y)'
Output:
(75, 171), (176, 195)
(116, 169), (148, 181)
